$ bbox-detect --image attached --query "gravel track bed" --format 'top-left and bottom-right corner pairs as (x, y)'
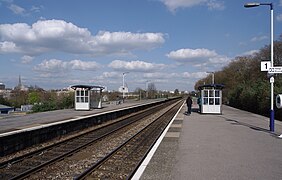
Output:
(26, 103), (175, 179)
(0, 111), (139, 164)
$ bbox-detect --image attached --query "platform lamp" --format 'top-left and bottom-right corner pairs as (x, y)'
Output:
(244, 2), (274, 132)
(145, 80), (151, 99)
(206, 71), (215, 85)
(122, 72), (129, 99)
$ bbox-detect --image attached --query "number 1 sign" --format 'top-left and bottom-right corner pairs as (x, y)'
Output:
(261, 61), (271, 71)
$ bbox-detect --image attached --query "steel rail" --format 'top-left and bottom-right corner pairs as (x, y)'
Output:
(74, 99), (183, 179)
(0, 99), (178, 180)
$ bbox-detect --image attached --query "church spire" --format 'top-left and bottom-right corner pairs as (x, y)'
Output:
(15, 75), (26, 91)
(19, 75), (22, 87)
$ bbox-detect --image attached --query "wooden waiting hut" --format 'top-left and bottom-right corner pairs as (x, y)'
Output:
(198, 84), (224, 114)
(71, 85), (104, 110)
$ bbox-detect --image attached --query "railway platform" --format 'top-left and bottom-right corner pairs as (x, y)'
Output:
(0, 98), (168, 156)
(0, 99), (162, 135)
(137, 104), (282, 180)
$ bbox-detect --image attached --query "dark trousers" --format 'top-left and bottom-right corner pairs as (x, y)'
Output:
(187, 105), (192, 114)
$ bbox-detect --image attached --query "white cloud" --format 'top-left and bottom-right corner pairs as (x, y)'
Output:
(30, 5), (42, 13)
(143, 72), (179, 79)
(207, 0), (225, 10)
(109, 60), (166, 72)
(101, 72), (121, 78)
(33, 59), (100, 73)
(21, 55), (34, 64)
(0, 41), (19, 53)
(251, 35), (268, 42)
(160, 0), (204, 12)
(209, 56), (230, 64)
(167, 48), (217, 60)
(33, 59), (68, 72)
(0, 19), (165, 56)
(139, 72), (207, 90)
(277, 14), (282, 22)
(8, 4), (26, 15)
(167, 48), (230, 68)
(159, 0), (224, 12)
(241, 50), (259, 56)
(182, 72), (207, 79)
(94, 31), (164, 48)
(69, 60), (100, 71)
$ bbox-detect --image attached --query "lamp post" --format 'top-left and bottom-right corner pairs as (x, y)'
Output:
(206, 71), (215, 84)
(145, 80), (151, 99)
(122, 72), (129, 99)
(244, 2), (274, 132)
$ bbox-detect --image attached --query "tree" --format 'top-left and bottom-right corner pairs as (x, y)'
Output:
(174, 89), (179, 95)
(58, 92), (74, 109)
(147, 82), (157, 99)
(9, 89), (28, 108)
(0, 96), (10, 106)
(135, 87), (145, 100)
(104, 91), (120, 101)
(194, 33), (282, 120)
(28, 91), (41, 104)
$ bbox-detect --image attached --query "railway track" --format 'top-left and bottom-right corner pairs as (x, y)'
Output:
(75, 99), (183, 179)
(0, 98), (183, 179)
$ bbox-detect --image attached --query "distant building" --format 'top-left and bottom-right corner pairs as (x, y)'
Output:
(0, 83), (5, 90)
(0, 104), (14, 114)
(14, 75), (28, 91)
(21, 105), (33, 112)
(0, 88), (12, 99)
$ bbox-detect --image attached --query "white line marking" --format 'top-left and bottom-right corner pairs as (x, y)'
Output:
(131, 102), (185, 180)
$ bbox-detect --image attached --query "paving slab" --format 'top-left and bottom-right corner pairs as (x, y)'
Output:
(140, 105), (282, 180)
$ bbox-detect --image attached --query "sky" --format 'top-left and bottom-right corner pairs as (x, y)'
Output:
(0, 0), (282, 92)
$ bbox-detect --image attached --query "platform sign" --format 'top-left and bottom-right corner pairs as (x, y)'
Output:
(118, 86), (128, 93)
(261, 61), (271, 71)
(268, 66), (282, 74)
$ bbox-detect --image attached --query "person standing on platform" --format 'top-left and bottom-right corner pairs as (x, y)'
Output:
(186, 96), (192, 115)
(197, 97), (202, 113)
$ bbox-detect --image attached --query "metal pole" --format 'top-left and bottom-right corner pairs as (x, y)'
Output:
(270, 4), (274, 132)
(270, 77), (274, 131)
(206, 71), (214, 84)
(145, 80), (149, 99)
(146, 81), (148, 99)
(244, 2), (274, 132)
(122, 73), (125, 99)
(122, 72), (129, 100)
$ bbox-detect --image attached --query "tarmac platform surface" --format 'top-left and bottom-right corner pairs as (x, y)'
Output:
(139, 105), (282, 180)
(1, 100), (282, 179)
(0, 99), (161, 135)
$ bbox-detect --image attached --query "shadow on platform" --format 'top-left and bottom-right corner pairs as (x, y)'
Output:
(183, 108), (200, 115)
(225, 118), (279, 137)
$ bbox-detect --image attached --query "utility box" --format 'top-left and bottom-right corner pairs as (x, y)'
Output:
(198, 84), (224, 114)
(71, 85), (104, 110)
